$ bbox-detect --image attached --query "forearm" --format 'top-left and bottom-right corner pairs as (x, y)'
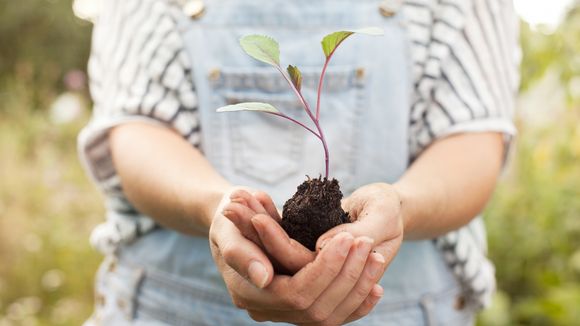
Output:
(110, 122), (231, 235)
(394, 132), (504, 240)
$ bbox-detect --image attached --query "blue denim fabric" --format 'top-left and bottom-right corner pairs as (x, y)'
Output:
(86, 0), (476, 324)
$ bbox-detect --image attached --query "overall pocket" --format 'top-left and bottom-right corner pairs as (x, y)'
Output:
(211, 65), (367, 185)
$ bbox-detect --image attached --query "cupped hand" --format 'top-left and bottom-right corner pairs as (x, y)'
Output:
(212, 189), (386, 324)
(316, 183), (404, 273)
(223, 189), (314, 273)
(209, 187), (276, 288)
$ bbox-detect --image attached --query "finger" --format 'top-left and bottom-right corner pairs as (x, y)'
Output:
(211, 219), (274, 289)
(230, 189), (267, 215)
(251, 283), (384, 325)
(323, 252), (386, 324)
(373, 236), (403, 271)
(252, 214), (315, 274)
(316, 207), (402, 252)
(232, 232), (353, 315)
(254, 191), (282, 222)
(281, 232), (354, 310)
(302, 237), (374, 322)
(344, 284), (384, 324)
(223, 202), (262, 246)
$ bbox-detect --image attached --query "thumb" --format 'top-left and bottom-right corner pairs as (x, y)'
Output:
(211, 219), (274, 289)
(316, 220), (380, 251)
(316, 194), (402, 251)
(315, 220), (403, 273)
(221, 234), (274, 289)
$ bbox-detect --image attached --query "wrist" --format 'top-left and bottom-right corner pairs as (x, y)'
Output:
(188, 184), (233, 230)
(392, 182), (416, 238)
(202, 185), (256, 228)
(203, 189), (229, 227)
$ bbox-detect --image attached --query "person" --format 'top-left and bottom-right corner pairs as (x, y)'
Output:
(79, 0), (520, 324)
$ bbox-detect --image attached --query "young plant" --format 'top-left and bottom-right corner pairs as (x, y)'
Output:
(217, 28), (384, 179)
(217, 28), (384, 251)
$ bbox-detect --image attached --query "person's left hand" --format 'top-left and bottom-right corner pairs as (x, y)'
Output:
(316, 183), (404, 272)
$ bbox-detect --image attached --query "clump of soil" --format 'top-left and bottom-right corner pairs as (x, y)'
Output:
(281, 176), (350, 251)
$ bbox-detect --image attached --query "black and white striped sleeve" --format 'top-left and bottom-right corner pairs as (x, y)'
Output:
(78, 0), (199, 194)
(408, 0), (520, 158)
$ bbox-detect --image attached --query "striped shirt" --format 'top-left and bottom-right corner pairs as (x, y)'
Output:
(79, 0), (520, 309)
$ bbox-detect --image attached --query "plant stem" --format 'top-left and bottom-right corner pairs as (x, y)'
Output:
(276, 65), (331, 178)
(266, 112), (321, 140)
(313, 119), (330, 179)
(315, 57), (331, 121)
(275, 66), (317, 122)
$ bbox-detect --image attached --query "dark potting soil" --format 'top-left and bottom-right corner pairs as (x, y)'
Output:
(281, 177), (350, 251)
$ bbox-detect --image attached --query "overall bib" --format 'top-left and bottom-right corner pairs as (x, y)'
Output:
(91, 0), (475, 324)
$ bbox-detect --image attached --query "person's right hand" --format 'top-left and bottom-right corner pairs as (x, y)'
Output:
(213, 190), (386, 324)
(222, 189), (315, 274)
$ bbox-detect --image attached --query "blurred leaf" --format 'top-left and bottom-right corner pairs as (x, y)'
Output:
(286, 65), (302, 91)
(320, 27), (384, 58)
(239, 35), (280, 66)
(217, 102), (279, 114)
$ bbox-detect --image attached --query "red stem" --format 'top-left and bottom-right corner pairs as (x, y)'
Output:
(315, 57), (331, 121)
(314, 119), (330, 178)
(276, 65), (331, 178)
(266, 112), (321, 140)
(275, 66), (316, 122)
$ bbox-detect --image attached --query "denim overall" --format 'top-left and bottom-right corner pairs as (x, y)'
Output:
(90, 0), (475, 324)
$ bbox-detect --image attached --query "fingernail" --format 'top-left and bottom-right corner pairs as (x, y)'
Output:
(251, 217), (264, 234)
(372, 284), (384, 298)
(356, 237), (374, 256)
(222, 210), (234, 219)
(338, 233), (353, 257)
(369, 253), (385, 277)
(231, 197), (245, 204)
(248, 261), (269, 289)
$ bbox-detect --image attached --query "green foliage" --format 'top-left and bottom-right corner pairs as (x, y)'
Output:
(0, 84), (101, 325)
(0, 0), (91, 112)
(519, 6), (580, 100)
(320, 27), (384, 58)
(239, 35), (281, 67)
(287, 65), (302, 91)
(217, 102), (280, 114)
(479, 110), (580, 325)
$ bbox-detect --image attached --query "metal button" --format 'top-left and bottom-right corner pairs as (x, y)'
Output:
(356, 67), (366, 80)
(378, 0), (402, 17)
(95, 292), (105, 306)
(184, 0), (205, 19)
(208, 68), (221, 82)
(454, 295), (467, 310)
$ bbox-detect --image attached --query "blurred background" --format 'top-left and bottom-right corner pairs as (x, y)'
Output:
(0, 0), (579, 325)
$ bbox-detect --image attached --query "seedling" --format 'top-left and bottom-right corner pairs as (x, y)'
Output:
(217, 28), (384, 250)
(217, 28), (383, 178)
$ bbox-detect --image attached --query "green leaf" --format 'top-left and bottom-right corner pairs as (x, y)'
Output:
(216, 102), (280, 114)
(286, 65), (302, 91)
(239, 35), (280, 66)
(321, 27), (384, 58)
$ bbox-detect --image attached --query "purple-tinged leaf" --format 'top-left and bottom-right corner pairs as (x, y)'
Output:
(287, 65), (302, 91)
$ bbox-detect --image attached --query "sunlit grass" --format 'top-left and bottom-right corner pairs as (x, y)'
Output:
(0, 81), (102, 325)
(479, 108), (580, 325)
